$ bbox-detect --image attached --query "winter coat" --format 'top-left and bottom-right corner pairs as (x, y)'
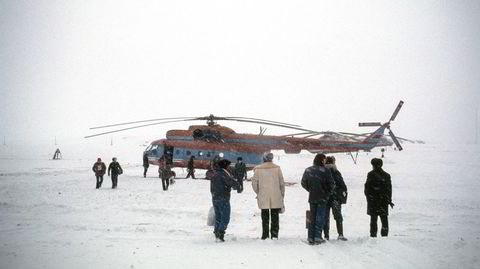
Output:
(364, 167), (392, 216)
(143, 154), (149, 168)
(210, 168), (239, 201)
(301, 164), (335, 204)
(92, 161), (106, 176)
(325, 164), (348, 204)
(108, 161), (123, 176)
(251, 162), (285, 210)
(234, 161), (247, 178)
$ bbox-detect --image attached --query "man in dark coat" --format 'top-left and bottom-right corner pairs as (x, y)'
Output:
(364, 158), (393, 237)
(210, 159), (239, 242)
(301, 154), (335, 245)
(161, 163), (173, 191)
(234, 157), (247, 193)
(108, 157), (123, 189)
(186, 156), (195, 179)
(143, 153), (149, 178)
(323, 156), (348, 241)
(92, 158), (106, 189)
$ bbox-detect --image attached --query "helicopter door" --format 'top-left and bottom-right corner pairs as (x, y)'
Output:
(164, 146), (174, 165)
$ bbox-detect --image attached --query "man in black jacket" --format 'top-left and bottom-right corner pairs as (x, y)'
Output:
(108, 157), (122, 189)
(186, 156), (195, 179)
(364, 158), (393, 237)
(92, 158), (106, 189)
(323, 156), (348, 241)
(210, 159), (239, 242)
(301, 154), (335, 245)
(143, 153), (149, 178)
(234, 157), (247, 193)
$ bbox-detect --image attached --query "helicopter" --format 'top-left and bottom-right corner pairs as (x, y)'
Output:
(85, 101), (405, 174)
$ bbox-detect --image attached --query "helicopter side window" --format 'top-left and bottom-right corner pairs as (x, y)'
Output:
(206, 152), (211, 158)
(186, 150), (191, 156)
(198, 151), (204, 158)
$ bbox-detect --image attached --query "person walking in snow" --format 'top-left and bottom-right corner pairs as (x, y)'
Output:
(143, 152), (149, 178)
(161, 162), (173, 191)
(364, 158), (393, 237)
(301, 153), (335, 245)
(251, 152), (285, 240)
(108, 157), (123, 189)
(92, 157), (106, 189)
(234, 157), (247, 193)
(323, 156), (348, 241)
(210, 159), (239, 242)
(186, 156), (195, 179)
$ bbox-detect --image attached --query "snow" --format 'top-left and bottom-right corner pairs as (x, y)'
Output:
(1, 143), (479, 269)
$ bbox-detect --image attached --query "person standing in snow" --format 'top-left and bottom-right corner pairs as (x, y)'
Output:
(92, 158), (106, 189)
(364, 158), (393, 237)
(210, 159), (239, 242)
(161, 162), (173, 191)
(251, 152), (285, 240)
(323, 156), (348, 241)
(108, 157), (122, 189)
(301, 153), (335, 245)
(143, 153), (149, 178)
(185, 156), (195, 179)
(234, 157), (247, 193)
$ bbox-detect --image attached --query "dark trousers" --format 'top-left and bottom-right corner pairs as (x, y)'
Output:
(111, 174), (118, 188)
(370, 214), (389, 237)
(261, 208), (280, 239)
(143, 167), (148, 177)
(161, 178), (170, 190)
(324, 200), (344, 238)
(186, 169), (195, 179)
(308, 202), (327, 242)
(213, 199), (231, 233)
(235, 175), (245, 193)
(95, 175), (103, 189)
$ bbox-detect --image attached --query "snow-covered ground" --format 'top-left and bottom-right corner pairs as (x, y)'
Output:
(1, 143), (479, 269)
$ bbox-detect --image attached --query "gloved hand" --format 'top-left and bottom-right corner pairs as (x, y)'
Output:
(389, 202), (395, 209)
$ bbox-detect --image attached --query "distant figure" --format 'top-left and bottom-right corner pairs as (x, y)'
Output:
(92, 158), (106, 189)
(301, 154), (335, 245)
(108, 157), (123, 189)
(52, 148), (62, 160)
(234, 157), (247, 193)
(161, 163), (173, 191)
(143, 153), (149, 178)
(251, 152), (285, 240)
(323, 156), (348, 241)
(186, 156), (196, 179)
(364, 158), (393, 237)
(210, 159), (239, 242)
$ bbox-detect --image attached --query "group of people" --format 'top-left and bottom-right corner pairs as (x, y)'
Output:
(209, 152), (393, 244)
(92, 157), (123, 189)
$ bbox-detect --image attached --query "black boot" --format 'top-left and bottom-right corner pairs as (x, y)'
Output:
(336, 221), (348, 241)
(218, 231), (225, 242)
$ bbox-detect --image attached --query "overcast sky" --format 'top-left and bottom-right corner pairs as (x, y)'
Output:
(1, 0), (480, 147)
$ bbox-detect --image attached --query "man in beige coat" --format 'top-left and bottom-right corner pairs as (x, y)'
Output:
(252, 152), (285, 240)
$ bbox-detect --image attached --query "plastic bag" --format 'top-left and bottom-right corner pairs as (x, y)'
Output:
(207, 206), (215, 226)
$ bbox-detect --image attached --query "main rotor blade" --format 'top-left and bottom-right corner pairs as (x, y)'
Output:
(389, 100), (404, 122)
(359, 122), (382, 127)
(224, 117), (300, 127)
(226, 118), (319, 133)
(388, 129), (403, 151)
(85, 119), (198, 138)
(90, 117), (197, 130)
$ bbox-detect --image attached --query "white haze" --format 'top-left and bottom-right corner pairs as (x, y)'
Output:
(1, 0), (480, 149)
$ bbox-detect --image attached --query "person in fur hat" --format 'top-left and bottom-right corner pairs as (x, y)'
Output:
(323, 156), (348, 241)
(364, 158), (394, 237)
(210, 159), (239, 242)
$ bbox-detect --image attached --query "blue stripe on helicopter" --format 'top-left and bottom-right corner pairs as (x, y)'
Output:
(166, 136), (289, 145)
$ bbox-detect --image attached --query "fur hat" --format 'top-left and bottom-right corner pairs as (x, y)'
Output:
(263, 152), (273, 162)
(313, 154), (326, 166)
(371, 158), (383, 168)
(217, 159), (231, 169)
